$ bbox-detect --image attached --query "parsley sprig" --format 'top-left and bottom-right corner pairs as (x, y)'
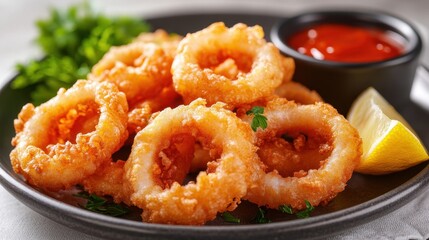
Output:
(221, 212), (241, 223)
(220, 201), (315, 224)
(74, 191), (129, 217)
(252, 207), (271, 224)
(246, 106), (268, 132)
(279, 200), (315, 218)
(12, 2), (150, 105)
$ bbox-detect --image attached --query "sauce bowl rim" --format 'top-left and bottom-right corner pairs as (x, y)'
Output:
(270, 9), (423, 68)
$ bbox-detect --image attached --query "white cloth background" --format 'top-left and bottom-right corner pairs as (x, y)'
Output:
(1, 0), (429, 239)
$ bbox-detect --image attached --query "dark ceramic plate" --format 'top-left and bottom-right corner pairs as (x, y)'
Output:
(1, 13), (429, 240)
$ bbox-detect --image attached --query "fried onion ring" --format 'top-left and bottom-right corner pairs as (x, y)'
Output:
(241, 98), (362, 210)
(171, 22), (284, 107)
(275, 81), (323, 105)
(127, 86), (183, 136)
(125, 99), (259, 225)
(82, 160), (131, 205)
(89, 42), (173, 105)
(10, 80), (128, 191)
(281, 56), (295, 83)
(133, 29), (183, 57)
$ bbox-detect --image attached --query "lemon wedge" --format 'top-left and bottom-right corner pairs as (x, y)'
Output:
(347, 87), (429, 175)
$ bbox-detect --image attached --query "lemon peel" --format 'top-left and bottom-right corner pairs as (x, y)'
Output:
(347, 87), (428, 175)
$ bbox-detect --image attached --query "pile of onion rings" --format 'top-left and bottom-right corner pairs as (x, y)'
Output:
(10, 22), (362, 225)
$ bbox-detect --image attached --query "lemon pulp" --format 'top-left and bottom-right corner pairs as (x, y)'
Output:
(347, 87), (429, 175)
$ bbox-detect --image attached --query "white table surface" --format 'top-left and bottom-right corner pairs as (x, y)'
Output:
(1, 0), (429, 239)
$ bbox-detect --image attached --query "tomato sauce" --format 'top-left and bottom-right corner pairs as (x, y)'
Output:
(287, 23), (405, 63)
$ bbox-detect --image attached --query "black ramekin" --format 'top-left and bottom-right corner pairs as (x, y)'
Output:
(270, 10), (423, 115)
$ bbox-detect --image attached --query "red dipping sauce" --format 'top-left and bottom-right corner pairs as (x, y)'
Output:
(287, 23), (405, 63)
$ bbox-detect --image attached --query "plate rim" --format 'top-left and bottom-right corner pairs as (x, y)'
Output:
(1, 155), (429, 239)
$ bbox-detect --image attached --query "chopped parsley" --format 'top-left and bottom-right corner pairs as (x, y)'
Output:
(74, 191), (129, 217)
(278, 204), (293, 214)
(251, 207), (271, 224)
(246, 106), (268, 132)
(221, 212), (241, 223)
(279, 200), (315, 219)
(296, 200), (315, 218)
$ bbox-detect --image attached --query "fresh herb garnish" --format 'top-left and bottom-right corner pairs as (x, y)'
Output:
(12, 2), (150, 105)
(278, 204), (293, 214)
(221, 212), (241, 223)
(252, 207), (271, 224)
(278, 200), (315, 219)
(295, 200), (315, 218)
(246, 106), (268, 132)
(74, 191), (129, 217)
